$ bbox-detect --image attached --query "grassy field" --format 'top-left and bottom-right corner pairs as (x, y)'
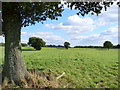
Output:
(0, 47), (118, 88)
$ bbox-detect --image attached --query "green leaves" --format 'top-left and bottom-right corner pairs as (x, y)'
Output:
(28, 37), (46, 50)
(103, 41), (113, 49)
(2, 2), (64, 28)
(2, 1), (118, 29)
(69, 2), (114, 16)
(64, 42), (70, 49)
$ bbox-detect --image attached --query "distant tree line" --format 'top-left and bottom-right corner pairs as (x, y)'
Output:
(0, 43), (5, 46)
(74, 41), (120, 49)
(46, 42), (71, 49)
(46, 45), (64, 48)
(74, 44), (120, 49)
(74, 46), (103, 48)
(21, 43), (28, 47)
(0, 43), (120, 49)
(113, 44), (120, 48)
(0, 41), (120, 49)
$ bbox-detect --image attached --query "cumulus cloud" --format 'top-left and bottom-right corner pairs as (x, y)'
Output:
(21, 39), (28, 43)
(45, 15), (95, 35)
(93, 3), (118, 27)
(70, 26), (118, 46)
(21, 32), (66, 45)
(45, 3), (118, 35)
(101, 27), (118, 36)
(44, 3), (118, 46)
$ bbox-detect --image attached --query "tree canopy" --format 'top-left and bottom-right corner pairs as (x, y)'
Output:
(28, 37), (46, 50)
(103, 41), (113, 49)
(2, 2), (63, 30)
(64, 42), (70, 49)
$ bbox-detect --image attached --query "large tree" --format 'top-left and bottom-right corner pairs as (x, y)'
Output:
(28, 37), (46, 50)
(2, 1), (116, 86)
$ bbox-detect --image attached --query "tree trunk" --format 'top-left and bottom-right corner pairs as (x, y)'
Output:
(2, 15), (30, 86)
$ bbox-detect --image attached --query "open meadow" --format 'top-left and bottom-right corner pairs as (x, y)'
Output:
(0, 47), (118, 88)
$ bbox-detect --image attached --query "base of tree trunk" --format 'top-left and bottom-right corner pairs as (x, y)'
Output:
(2, 71), (33, 88)
(2, 70), (61, 88)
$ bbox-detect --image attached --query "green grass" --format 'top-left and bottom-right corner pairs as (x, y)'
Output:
(0, 46), (118, 88)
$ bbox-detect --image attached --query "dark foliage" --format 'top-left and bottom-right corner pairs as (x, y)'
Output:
(21, 43), (28, 47)
(47, 45), (64, 47)
(74, 45), (120, 49)
(64, 42), (70, 49)
(74, 46), (103, 48)
(0, 43), (5, 46)
(116, 44), (120, 48)
(28, 37), (45, 50)
(103, 41), (113, 49)
(113, 44), (120, 49)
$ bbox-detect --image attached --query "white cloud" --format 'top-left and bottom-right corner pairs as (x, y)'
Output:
(45, 3), (118, 36)
(66, 15), (94, 25)
(0, 36), (5, 43)
(21, 39), (28, 43)
(45, 15), (95, 35)
(21, 32), (66, 45)
(93, 3), (118, 27)
(21, 32), (27, 36)
(44, 3), (118, 46)
(70, 26), (118, 46)
(101, 27), (118, 36)
(0, 32), (67, 45)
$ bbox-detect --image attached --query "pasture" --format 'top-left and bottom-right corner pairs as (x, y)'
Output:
(0, 47), (118, 88)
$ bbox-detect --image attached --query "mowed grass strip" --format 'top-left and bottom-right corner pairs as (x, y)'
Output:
(0, 47), (118, 88)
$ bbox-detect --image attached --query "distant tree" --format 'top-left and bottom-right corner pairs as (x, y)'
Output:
(28, 37), (45, 50)
(103, 41), (113, 50)
(116, 44), (120, 48)
(64, 42), (70, 49)
(21, 43), (28, 47)
(58, 45), (64, 47)
(0, 43), (5, 46)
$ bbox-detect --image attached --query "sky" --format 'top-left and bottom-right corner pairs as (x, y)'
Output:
(0, 2), (118, 47)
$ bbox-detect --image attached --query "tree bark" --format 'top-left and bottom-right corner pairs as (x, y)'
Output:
(2, 15), (29, 86)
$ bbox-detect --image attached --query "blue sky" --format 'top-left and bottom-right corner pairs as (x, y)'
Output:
(0, 2), (118, 47)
